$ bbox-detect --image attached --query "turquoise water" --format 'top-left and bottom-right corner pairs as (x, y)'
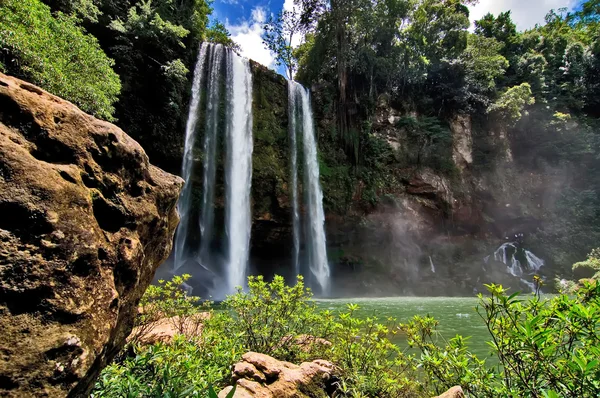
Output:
(316, 296), (494, 360)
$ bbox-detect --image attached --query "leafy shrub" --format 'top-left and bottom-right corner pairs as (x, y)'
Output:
(404, 283), (600, 397)
(0, 0), (120, 119)
(131, 274), (207, 343)
(222, 275), (333, 362)
(96, 275), (600, 398)
(331, 304), (420, 398)
(93, 332), (241, 398)
(95, 275), (424, 397)
(556, 248), (600, 294)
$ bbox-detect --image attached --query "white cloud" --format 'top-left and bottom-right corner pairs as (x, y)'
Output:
(283, 0), (294, 12)
(468, 0), (577, 31)
(226, 6), (275, 68)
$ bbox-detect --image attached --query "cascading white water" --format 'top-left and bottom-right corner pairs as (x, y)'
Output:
(224, 51), (254, 293)
(485, 240), (545, 292)
(288, 81), (301, 278)
(199, 44), (224, 263)
(171, 43), (253, 296)
(173, 42), (209, 271)
(525, 250), (545, 271)
(429, 256), (436, 273)
(493, 242), (523, 276)
(288, 81), (330, 294)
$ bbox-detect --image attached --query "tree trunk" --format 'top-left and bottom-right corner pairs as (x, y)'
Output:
(331, 0), (353, 163)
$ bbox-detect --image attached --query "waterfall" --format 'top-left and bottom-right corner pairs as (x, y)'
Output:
(173, 42), (209, 271)
(199, 44), (224, 264)
(288, 81), (330, 294)
(429, 256), (436, 273)
(172, 43), (253, 296)
(225, 51), (253, 293)
(493, 242), (523, 276)
(485, 240), (545, 292)
(288, 81), (300, 278)
(525, 250), (545, 271)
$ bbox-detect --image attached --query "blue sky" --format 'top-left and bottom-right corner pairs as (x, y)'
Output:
(212, 0), (579, 74)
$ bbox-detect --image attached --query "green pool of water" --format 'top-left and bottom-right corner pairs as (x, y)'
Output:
(317, 296), (494, 360)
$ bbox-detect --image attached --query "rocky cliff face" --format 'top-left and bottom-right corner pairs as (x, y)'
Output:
(0, 73), (183, 397)
(152, 62), (556, 296)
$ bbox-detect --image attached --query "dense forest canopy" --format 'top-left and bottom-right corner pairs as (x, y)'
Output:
(263, 0), (600, 268)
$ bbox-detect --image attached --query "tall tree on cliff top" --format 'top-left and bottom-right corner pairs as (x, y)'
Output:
(262, 7), (303, 79)
(295, 0), (371, 164)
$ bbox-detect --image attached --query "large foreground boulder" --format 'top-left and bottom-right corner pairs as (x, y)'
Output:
(0, 73), (183, 397)
(219, 352), (336, 398)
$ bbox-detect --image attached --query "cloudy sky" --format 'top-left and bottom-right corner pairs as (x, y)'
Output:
(212, 0), (580, 73)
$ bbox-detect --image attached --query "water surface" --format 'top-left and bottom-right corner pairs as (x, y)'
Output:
(317, 296), (493, 359)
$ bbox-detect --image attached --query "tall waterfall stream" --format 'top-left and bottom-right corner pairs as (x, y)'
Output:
(172, 43), (330, 296)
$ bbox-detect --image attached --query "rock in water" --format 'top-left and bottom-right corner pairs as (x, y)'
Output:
(0, 73), (183, 397)
(219, 352), (336, 398)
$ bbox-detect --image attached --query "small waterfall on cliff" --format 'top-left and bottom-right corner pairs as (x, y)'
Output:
(429, 256), (436, 273)
(484, 240), (545, 292)
(288, 81), (330, 294)
(492, 242), (523, 276)
(172, 42), (253, 296)
(224, 51), (253, 293)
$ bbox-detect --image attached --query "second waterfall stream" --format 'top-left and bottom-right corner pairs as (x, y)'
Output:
(172, 42), (330, 297)
(288, 81), (330, 295)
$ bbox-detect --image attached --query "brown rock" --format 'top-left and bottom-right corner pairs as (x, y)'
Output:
(450, 114), (473, 172)
(129, 313), (209, 345)
(279, 334), (332, 354)
(434, 386), (465, 398)
(0, 73), (183, 397)
(219, 352), (336, 398)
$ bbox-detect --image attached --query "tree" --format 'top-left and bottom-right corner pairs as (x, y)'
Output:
(461, 34), (509, 92)
(0, 0), (121, 120)
(262, 7), (303, 79)
(488, 83), (535, 122)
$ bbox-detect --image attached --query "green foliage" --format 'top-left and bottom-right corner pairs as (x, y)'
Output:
(109, 0), (190, 42)
(95, 276), (423, 397)
(93, 275), (243, 397)
(405, 283), (600, 397)
(222, 275), (332, 362)
(573, 248), (600, 275)
(331, 304), (420, 397)
(461, 34), (508, 92)
(93, 332), (242, 397)
(396, 116), (454, 174)
(262, 7), (303, 79)
(131, 274), (206, 343)
(206, 20), (240, 50)
(96, 276), (600, 398)
(488, 83), (535, 122)
(44, 0), (102, 22)
(558, 248), (600, 293)
(0, 0), (121, 119)
(97, 0), (216, 170)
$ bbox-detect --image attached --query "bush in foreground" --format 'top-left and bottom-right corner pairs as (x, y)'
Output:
(404, 282), (600, 397)
(93, 276), (600, 398)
